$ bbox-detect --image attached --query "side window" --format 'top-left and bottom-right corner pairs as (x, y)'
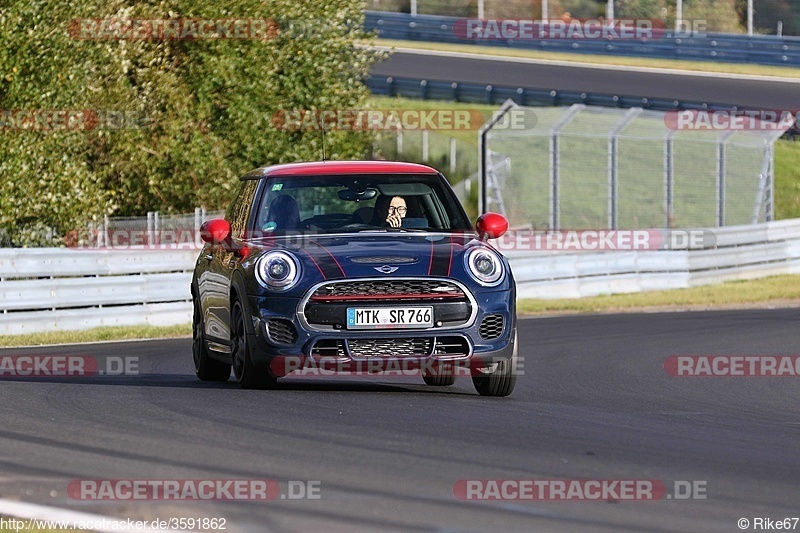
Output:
(226, 180), (258, 239)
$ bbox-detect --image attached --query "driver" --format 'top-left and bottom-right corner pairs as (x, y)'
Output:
(385, 196), (407, 228)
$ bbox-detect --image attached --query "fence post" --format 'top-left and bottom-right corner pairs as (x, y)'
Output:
(103, 214), (109, 248)
(753, 144), (772, 224)
(194, 208), (202, 247)
(767, 143), (775, 222)
(422, 130), (429, 162)
(549, 104), (584, 230)
(717, 131), (735, 227)
(147, 212), (154, 246)
(665, 131), (675, 228)
(397, 131), (404, 155)
(478, 99), (519, 215)
(608, 108), (641, 229)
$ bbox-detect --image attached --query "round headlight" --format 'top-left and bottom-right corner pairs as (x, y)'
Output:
(256, 251), (300, 290)
(465, 247), (504, 286)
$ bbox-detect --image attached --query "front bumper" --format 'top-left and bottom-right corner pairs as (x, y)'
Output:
(245, 284), (516, 375)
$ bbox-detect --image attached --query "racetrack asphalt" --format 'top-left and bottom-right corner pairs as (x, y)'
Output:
(370, 49), (800, 110)
(0, 308), (798, 532)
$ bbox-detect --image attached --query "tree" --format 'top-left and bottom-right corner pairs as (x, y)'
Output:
(683, 0), (742, 32)
(0, 0), (382, 245)
(615, 0), (665, 19)
(736, 0), (800, 35)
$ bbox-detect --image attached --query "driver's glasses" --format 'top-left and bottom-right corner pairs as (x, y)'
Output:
(388, 206), (407, 215)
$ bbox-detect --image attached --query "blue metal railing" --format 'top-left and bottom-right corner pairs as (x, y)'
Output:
(365, 11), (800, 67)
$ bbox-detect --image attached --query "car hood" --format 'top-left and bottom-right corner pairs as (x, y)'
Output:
(246, 232), (483, 280)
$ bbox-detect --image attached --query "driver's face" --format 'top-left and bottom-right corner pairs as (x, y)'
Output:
(388, 197), (407, 217)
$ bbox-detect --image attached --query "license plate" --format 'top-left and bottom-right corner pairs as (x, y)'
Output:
(346, 307), (433, 330)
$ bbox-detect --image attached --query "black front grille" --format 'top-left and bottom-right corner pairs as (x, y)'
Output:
(479, 314), (504, 340)
(347, 338), (433, 357)
(308, 336), (470, 359)
(267, 319), (298, 345)
(311, 280), (465, 300)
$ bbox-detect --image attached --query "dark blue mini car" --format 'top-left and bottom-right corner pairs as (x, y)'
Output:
(191, 161), (517, 396)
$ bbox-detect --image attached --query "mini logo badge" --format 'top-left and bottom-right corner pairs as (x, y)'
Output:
(374, 265), (399, 274)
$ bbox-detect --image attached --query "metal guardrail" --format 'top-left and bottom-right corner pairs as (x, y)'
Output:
(2, 219), (800, 334)
(0, 247), (198, 335)
(365, 75), (800, 139)
(366, 11), (800, 67)
(368, 75), (743, 112)
(507, 219), (800, 299)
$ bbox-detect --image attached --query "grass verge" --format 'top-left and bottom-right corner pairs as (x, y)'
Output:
(373, 39), (800, 79)
(518, 274), (800, 316)
(0, 323), (191, 348)
(775, 141), (800, 220)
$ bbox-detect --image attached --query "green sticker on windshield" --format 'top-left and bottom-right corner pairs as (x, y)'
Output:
(272, 183), (283, 191)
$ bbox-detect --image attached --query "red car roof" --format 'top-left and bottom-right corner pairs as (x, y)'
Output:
(243, 161), (440, 179)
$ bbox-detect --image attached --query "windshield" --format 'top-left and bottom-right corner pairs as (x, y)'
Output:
(252, 174), (472, 235)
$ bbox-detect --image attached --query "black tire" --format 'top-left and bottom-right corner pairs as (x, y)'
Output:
(422, 364), (456, 387)
(192, 297), (231, 382)
(472, 332), (518, 397)
(231, 299), (276, 390)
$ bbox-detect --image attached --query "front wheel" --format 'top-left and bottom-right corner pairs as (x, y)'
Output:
(193, 297), (231, 382)
(472, 332), (518, 397)
(231, 299), (276, 390)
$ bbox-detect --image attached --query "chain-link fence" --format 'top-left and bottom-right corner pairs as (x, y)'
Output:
(366, 0), (538, 18)
(481, 102), (791, 230)
(94, 208), (225, 247)
(0, 208), (225, 248)
(366, 0), (661, 20)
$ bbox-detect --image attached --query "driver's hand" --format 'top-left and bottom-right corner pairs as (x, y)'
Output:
(386, 214), (402, 228)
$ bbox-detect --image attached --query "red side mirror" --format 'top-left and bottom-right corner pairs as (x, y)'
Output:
(200, 218), (231, 245)
(476, 212), (508, 240)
